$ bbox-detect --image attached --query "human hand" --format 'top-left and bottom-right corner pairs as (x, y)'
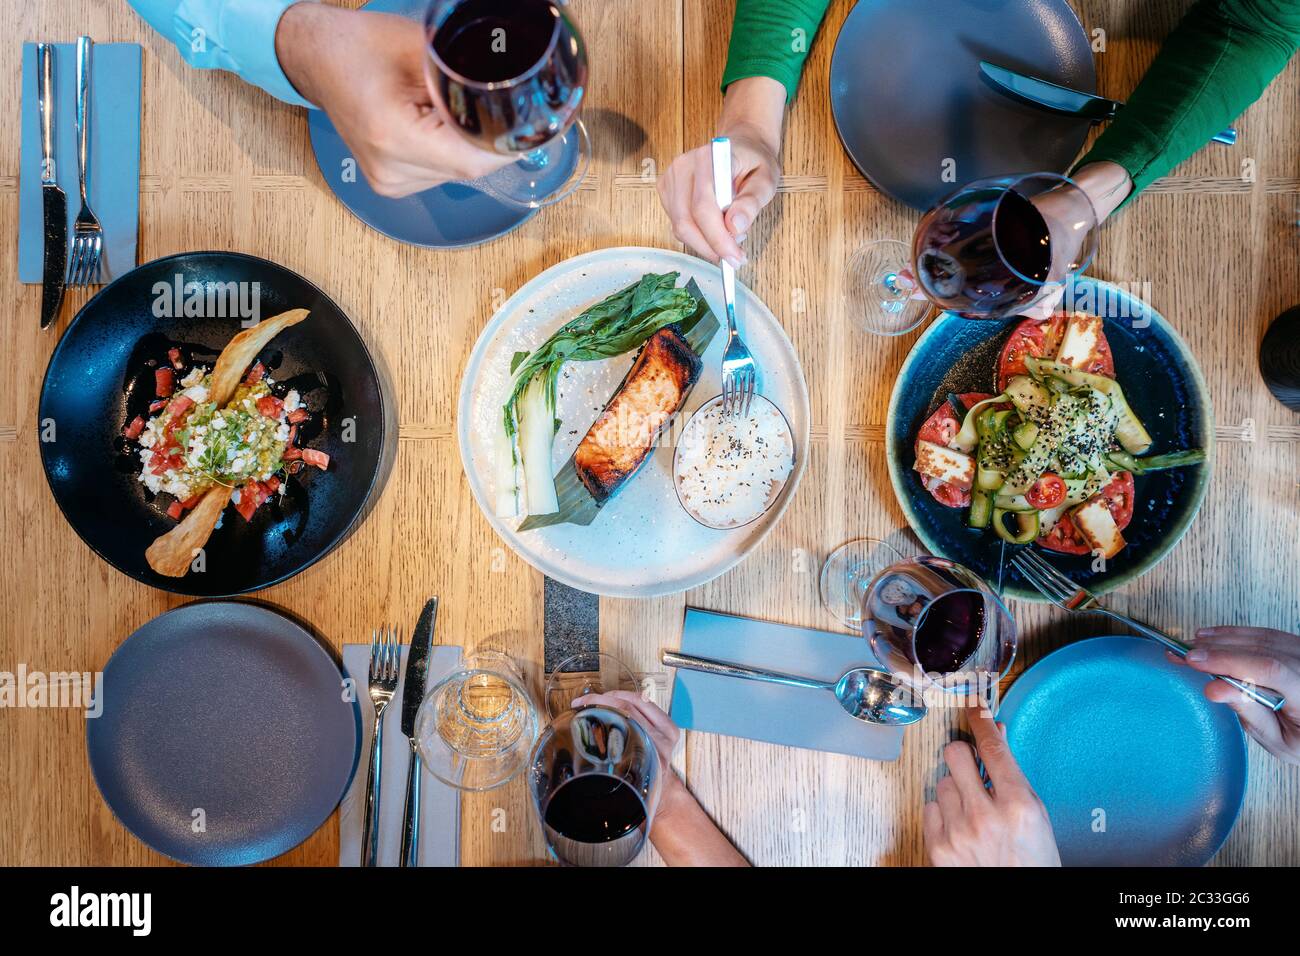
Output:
(1172, 627), (1300, 765)
(275, 3), (511, 197)
(573, 689), (679, 770)
(656, 77), (785, 266)
(924, 706), (1061, 866)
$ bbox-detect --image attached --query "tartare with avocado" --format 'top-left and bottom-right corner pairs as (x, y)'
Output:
(912, 312), (1204, 558)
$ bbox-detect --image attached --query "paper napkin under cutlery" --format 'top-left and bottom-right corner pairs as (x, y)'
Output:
(339, 643), (463, 867)
(18, 42), (141, 284)
(669, 608), (904, 761)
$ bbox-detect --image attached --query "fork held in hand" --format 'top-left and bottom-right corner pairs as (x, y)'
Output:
(66, 36), (103, 289)
(710, 138), (757, 417)
(362, 627), (400, 867)
(1011, 549), (1285, 711)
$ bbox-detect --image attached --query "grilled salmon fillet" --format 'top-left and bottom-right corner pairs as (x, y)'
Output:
(575, 326), (702, 502)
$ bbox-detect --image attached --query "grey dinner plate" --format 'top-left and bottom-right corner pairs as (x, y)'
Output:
(829, 0), (1097, 209)
(86, 602), (360, 866)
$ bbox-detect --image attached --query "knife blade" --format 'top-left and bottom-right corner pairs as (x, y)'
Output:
(979, 61), (1237, 146)
(38, 43), (67, 330)
(399, 596), (438, 866)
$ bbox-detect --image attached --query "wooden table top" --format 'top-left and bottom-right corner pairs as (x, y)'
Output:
(3, 0), (1298, 867)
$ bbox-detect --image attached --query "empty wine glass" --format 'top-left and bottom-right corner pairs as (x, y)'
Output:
(845, 172), (1099, 334)
(819, 537), (905, 629)
(544, 651), (640, 720)
(423, 0), (590, 208)
(414, 651), (539, 791)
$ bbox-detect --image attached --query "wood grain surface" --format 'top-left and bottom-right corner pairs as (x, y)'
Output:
(1, 0), (1298, 867)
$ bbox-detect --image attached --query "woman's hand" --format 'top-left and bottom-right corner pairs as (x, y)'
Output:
(656, 77), (786, 266)
(1172, 627), (1300, 765)
(275, 3), (511, 197)
(924, 706), (1061, 866)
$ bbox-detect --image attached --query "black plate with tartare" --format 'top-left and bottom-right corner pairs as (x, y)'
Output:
(39, 252), (394, 595)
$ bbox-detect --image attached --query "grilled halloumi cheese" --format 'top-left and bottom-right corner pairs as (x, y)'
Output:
(914, 439), (975, 490)
(1072, 495), (1125, 558)
(575, 326), (702, 502)
(1056, 312), (1108, 371)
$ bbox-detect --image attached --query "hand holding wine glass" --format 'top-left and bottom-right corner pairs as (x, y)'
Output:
(924, 706), (1061, 867)
(275, 4), (510, 198)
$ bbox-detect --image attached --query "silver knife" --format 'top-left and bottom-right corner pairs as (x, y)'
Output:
(979, 61), (1237, 146)
(38, 43), (67, 329)
(398, 597), (438, 867)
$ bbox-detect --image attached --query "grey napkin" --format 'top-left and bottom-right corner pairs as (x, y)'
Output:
(18, 42), (141, 283)
(338, 644), (463, 866)
(670, 608), (904, 761)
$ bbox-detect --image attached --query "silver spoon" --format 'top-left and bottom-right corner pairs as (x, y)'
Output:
(661, 651), (926, 726)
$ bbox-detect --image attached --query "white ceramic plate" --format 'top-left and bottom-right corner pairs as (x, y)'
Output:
(458, 247), (810, 597)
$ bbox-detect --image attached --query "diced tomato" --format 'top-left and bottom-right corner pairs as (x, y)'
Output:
(264, 476), (280, 493)
(234, 492), (258, 522)
(282, 447), (302, 461)
(1027, 473), (1067, 510)
(244, 361), (266, 384)
(168, 347), (184, 369)
(302, 448), (330, 470)
(122, 415), (146, 441)
(287, 424), (298, 446)
(1038, 512), (1092, 555)
(166, 500), (184, 520)
(256, 395), (284, 419)
(996, 314), (1067, 391)
(1101, 471), (1135, 531)
(155, 367), (174, 398)
(180, 494), (203, 510)
(923, 475), (972, 509)
(168, 395), (195, 420)
(148, 399), (168, 414)
(287, 408), (309, 424)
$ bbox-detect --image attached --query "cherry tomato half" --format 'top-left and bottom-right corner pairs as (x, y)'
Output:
(1026, 472), (1067, 510)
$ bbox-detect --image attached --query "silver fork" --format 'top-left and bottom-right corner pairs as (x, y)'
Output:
(66, 36), (103, 289)
(1011, 549), (1285, 711)
(710, 137), (757, 417)
(362, 627), (400, 866)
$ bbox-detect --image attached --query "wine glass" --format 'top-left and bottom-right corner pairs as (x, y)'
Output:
(845, 172), (1099, 334)
(860, 555), (1017, 699)
(544, 651), (641, 720)
(423, 0), (590, 208)
(819, 537), (905, 629)
(414, 651), (539, 791)
(528, 703), (662, 867)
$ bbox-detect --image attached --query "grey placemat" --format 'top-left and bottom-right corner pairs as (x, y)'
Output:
(18, 42), (140, 284)
(338, 644), (462, 866)
(670, 608), (904, 761)
(543, 576), (599, 671)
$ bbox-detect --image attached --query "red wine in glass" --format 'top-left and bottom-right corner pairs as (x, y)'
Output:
(543, 774), (648, 845)
(424, 0), (589, 207)
(914, 589), (986, 674)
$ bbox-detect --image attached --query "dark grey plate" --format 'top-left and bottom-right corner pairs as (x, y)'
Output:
(829, 0), (1096, 210)
(86, 602), (360, 866)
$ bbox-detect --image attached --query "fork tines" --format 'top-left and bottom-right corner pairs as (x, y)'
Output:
(1010, 549), (1091, 611)
(66, 229), (103, 288)
(368, 627), (400, 688)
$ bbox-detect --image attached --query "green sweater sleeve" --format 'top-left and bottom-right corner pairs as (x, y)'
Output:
(721, 0), (833, 100)
(1077, 0), (1300, 202)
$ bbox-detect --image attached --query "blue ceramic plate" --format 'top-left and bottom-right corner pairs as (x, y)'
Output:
(87, 602), (360, 866)
(830, 0), (1095, 210)
(885, 276), (1214, 601)
(306, 0), (538, 248)
(998, 636), (1247, 866)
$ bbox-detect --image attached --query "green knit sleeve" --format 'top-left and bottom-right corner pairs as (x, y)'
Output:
(720, 0), (833, 101)
(1076, 0), (1300, 203)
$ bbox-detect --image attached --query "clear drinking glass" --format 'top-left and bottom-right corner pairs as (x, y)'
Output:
(845, 172), (1099, 333)
(860, 556), (1016, 697)
(544, 651), (640, 720)
(529, 703), (662, 867)
(414, 652), (539, 791)
(423, 0), (590, 208)
(819, 537), (905, 629)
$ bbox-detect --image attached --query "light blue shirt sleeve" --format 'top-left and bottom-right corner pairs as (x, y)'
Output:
(127, 0), (316, 108)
